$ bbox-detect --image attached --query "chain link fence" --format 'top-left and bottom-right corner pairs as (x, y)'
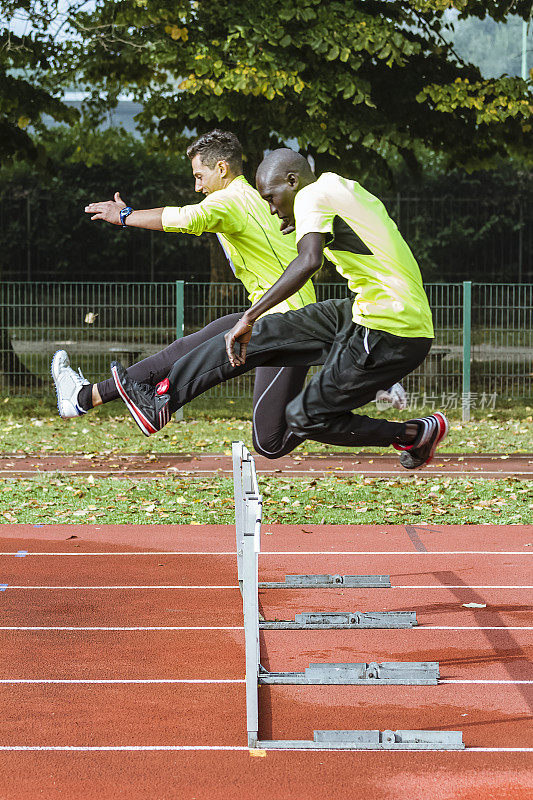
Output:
(0, 282), (531, 405)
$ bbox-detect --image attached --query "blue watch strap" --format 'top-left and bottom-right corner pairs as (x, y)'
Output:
(119, 206), (134, 226)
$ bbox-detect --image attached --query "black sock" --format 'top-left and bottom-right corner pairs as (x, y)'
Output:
(395, 422), (421, 445)
(77, 384), (94, 412)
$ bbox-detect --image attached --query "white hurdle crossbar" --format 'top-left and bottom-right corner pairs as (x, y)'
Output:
(232, 441), (262, 747)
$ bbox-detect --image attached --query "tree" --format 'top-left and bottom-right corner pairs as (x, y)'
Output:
(0, 1), (83, 385)
(70, 0), (533, 179)
(0, 1), (80, 163)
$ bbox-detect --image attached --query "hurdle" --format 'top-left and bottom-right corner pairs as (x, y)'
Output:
(231, 441), (464, 751)
(232, 440), (261, 595)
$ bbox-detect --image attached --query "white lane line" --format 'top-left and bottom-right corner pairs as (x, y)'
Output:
(0, 679), (529, 685)
(441, 680), (533, 684)
(0, 551), (529, 556)
(0, 552), (241, 556)
(0, 745), (249, 752)
(392, 586), (533, 590)
(0, 679), (244, 684)
(0, 745), (531, 752)
(258, 471), (529, 476)
(422, 626), (533, 630)
(467, 748), (533, 752)
(1, 625), (531, 631)
(2, 586), (239, 590)
(0, 626), (244, 631)
(263, 551), (531, 556)
(2, 585), (530, 590)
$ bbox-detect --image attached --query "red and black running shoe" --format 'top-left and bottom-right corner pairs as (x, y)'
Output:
(111, 361), (171, 437)
(393, 412), (448, 470)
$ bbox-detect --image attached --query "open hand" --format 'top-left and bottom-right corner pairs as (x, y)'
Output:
(225, 317), (254, 367)
(85, 192), (127, 225)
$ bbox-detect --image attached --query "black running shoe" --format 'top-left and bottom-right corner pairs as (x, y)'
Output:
(111, 361), (171, 436)
(393, 412), (449, 470)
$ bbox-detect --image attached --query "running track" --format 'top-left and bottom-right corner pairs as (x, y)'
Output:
(0, 452), (532, 478)
(0, 523), (531, 798)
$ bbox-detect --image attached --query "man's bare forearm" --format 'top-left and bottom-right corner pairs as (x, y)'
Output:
(85, 192), (165, 230)
(123, 209), (165, 231)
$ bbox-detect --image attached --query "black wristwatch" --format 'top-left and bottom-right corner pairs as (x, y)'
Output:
(119, 206), (134, 227)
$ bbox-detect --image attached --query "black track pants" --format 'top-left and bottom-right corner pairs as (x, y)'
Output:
(165, 298), (432, 448)
(96, 313), (308, 458)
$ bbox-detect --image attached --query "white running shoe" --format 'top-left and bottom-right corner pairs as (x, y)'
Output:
(375, 382), (408, 411)
(51, 350), (90, 418)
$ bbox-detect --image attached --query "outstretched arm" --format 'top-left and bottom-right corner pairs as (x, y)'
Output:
(225, 232), (325, 366)
(85, 192), (164, 230)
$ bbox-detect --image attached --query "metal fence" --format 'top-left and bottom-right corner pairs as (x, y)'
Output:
(0, 282), (531, 409)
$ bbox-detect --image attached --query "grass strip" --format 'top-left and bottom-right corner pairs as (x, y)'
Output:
(1, 409), (532, 455)
(0, 474), (531, 525)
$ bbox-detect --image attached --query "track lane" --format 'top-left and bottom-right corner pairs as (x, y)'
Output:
(260, 629), (533, 681)
(0, 587), (530, 627)
(0, 524), (532, 553)
(1, 451), (531, 479)
(258, 684), (533, 748)
(0, 523), (531, 797)
(1, 552), (531, 585)
(1, 628), (531, 680)
(0, 683), (530, 749)
(0, 630), (245, 679)
(0, 684), (246, 747)
(0, 751), (532, 800)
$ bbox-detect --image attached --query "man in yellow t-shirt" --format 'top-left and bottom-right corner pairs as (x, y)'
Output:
(51, 131), (315, 458)
(111, 148), (444, 469)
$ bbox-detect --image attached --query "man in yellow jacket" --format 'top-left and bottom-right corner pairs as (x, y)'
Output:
(52, 130), (316, 458)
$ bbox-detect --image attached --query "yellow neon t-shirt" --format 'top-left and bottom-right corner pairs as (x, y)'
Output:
(161, 175), (316, 314)
(294, 173), (434, 338)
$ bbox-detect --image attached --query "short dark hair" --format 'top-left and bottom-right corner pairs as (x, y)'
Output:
(186, 130), (243, 173)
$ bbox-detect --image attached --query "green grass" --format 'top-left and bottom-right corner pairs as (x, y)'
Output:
(1, 395), (531, 527)
(0, 395), (532, 455)
(0, 474), (531, 525)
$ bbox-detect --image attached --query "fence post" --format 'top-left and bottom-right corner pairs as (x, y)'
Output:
(176, 280), (184, 339)
(462, 281), (472, 422)
(26, 196), (31, 282)
(174, 280), (185, 422)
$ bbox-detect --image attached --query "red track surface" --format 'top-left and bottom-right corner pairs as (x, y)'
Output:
(0, 523), (531, 798)
(0, 452), (532, 478)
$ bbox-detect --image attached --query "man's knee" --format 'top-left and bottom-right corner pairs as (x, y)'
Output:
(252, 427), (287, 459)
(253, 423), (304, 460)
(252, 435), (280, 459)
(285, 397), (317, 437)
